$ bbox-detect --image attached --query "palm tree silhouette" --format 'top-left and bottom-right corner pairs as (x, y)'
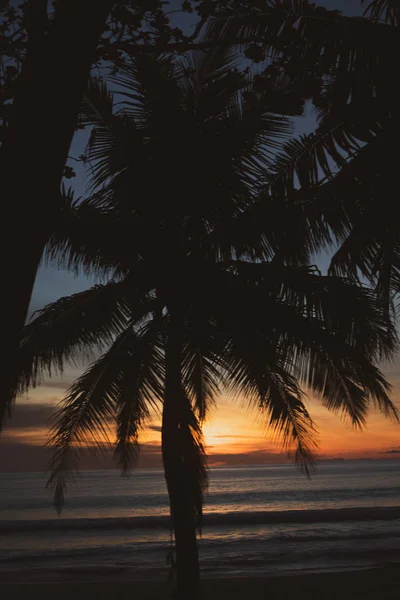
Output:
(206, 0), (400, 314)
(14, 47), (398, 598)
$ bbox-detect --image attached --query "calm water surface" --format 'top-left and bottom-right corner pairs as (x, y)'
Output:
(0, 460), (399, 579)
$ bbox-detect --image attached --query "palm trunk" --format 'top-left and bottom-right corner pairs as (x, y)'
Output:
(0, 1), (113, 421)
(162, 317), (200, 599)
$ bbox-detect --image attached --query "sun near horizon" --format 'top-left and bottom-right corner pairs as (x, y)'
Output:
(1, 365), (399, 473)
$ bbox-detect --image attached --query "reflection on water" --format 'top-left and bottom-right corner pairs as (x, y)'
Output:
(1, 460), (399, 520)
(0, 461), (399, 578)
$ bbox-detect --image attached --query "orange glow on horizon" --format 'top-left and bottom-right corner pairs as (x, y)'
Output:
(8, 378), (400, 465)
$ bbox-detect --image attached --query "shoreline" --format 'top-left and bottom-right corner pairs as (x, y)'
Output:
(1, 565), (400, 599)
(1, 561), (396, 580)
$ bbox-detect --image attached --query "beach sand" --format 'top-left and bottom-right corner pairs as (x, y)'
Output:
(1, 566), (399, 599)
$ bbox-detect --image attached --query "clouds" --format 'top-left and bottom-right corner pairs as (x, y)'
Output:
(1, 403), (58, 451)
(208, 449), (287, 467)
(0, 439), (163, 473)
(0, 442), (51, 473)
(380, 449), (400, 454)
(148, 425), (162, 433)
(211, 434), (255, 440)
(0, 405), (287, 472)
(0, 404), (284, 471)
(0, 400), (164, 472)
(0, 440), (287, 473)
(3, 403), (57, 431)
(39, 380), (72, 390)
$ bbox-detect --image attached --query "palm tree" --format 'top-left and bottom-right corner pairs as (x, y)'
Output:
(13, 49), (398, 598)
(205, 0), (400, 314)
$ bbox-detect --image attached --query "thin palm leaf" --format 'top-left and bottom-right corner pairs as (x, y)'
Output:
(47, 319), (164, 512)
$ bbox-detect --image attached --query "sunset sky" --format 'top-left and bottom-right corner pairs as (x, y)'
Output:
(1, 310), (399, 472)
(1, 0), (399, 472)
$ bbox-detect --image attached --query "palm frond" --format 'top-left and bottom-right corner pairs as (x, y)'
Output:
(230, 261), (396, 356)
(80, 77), (146, 198)
(203, 261), (397, 438)
(207, 0), (398, 135)
(201, 0), (399, 286)
(184, 42), (239, 96)
(206, 185), (334, 265)
(260, 369), (318, 473)
(114, 321), (165, 473)
(221, 337), (318, 473)
(16, 281), (132, 400)
(45, 188), (144, 279)
(207, 0), (394, 65)
(206, 111), (394, 268)
(267, 97), (394, 200)
(81, 77), (114, 129)
(110, 48), (297, 230)
(181, 340), (220, 422)
(321, 120), (400, 309)
(110, 53), (183, 135)
(301, 344), (398, 426)
(363, 0), (400, 25)
(47, 319), (165, 512)
(268, 118), (361, 197)
(46, 326), (135, 512)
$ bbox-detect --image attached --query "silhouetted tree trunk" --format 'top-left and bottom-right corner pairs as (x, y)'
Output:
(0, 0), (113, 423)
(162, 316), (200, 600)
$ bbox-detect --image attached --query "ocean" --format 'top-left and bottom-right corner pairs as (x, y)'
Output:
(1, 460), (399, 581)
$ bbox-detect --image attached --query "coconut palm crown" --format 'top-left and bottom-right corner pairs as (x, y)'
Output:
(14, 47), (399, 596)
